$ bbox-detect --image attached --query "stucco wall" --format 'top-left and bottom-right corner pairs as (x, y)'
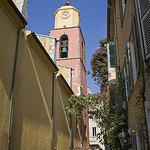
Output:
(37, 34), (56, 63)
(0, 4), (19, 150)
(112, 0), (148, 148)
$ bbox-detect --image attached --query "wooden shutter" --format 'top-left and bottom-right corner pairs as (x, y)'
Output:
(138, 0), (150, 17)
(125, 46), (133, 98)
(119, 0), (123, 27)
(132, 14), (139, 73)
(125, 49), (130, 97)
(128, 45), (133, 95)
(108, 44), (117, 68)
(130, 41), (137, 85)
(142, 10), (150, 59)
(137, 0), (150, 59)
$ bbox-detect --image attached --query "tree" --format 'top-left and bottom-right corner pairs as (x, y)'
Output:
(89, 39), (127, 149)
(65, 39), (128, 149)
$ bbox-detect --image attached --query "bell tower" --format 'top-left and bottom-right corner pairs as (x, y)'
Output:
(50, 2), (88, 150)
(54, 3), (80, 29)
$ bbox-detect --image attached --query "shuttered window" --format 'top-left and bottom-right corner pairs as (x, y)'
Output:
(138, 0), (150, 17)
(142, 10), (150, 58)
(124, 44), (133, 98)
(137, 0), (150, 59)
(119, 0), (127, 27)
(131, 14), (140, 74)
(130, 41), (137, 85)
(107, 44), (117, 68)
(119, 0), (123, 27)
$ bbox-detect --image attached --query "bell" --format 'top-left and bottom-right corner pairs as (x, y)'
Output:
(62, 47), (67, 53)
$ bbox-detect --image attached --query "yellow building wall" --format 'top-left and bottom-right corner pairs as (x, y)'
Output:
(37, 34), (56, 62)
(0, 1), (81, 149)
(55, 76), (82, 150)
(58, 65), (71, 86)
(115, 0), (135, 68)
(9, 35), (53, 149)
(0, 2), (22, 149)
(113, 0), (148, 148)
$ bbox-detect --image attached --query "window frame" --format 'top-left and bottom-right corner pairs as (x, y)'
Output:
(119, 0), (127, 27)
(124, 43), (133, 99)
(92, 127), (97, 137)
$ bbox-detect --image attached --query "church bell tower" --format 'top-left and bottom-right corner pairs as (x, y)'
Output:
(50, 1), (89, 149)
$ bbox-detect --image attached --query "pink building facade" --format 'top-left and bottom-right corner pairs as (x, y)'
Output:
(50, 27), (86, 95)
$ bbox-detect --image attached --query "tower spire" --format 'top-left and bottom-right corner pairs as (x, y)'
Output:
(64, 0), (71, 6)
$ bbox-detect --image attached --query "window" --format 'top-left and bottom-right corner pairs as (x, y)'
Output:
(60, 35), (68, 58)
(107, 43), (117, 68)
(131, 14), (139, 73)
(119, 0), (127, 27)
(124, 43), (133, 99)
(92, 127), (96, 137)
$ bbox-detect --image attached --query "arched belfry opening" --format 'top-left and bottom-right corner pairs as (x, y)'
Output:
(60, 35), (68, 58)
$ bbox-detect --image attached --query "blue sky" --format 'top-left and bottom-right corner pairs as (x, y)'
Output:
(27, 0), (107, 94)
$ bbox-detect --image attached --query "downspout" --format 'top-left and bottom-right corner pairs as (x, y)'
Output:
(70, 68), (73, 150)
(7, 26), (25, 150)
(70, 107), (73, 150)
(51, 71), (58, 150)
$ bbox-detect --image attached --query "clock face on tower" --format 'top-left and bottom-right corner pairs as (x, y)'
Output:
(62, 12), (70, 18)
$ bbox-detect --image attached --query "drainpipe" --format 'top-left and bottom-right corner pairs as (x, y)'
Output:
(70, 104), (73, 150)
(7, 26), (25, 150)
(51, 71), (58, 150)
(70, 68), (73, 150)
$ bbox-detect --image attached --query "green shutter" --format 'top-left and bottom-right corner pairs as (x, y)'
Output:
(132, 14), (139, 74)
(109, 44), (117, 68)
(125, 45), (133, 98)
(125, 49), (130, 97)
(107, 43), (110, 67)
(119, 0), (123, 27)
(127, 44), (133, 93)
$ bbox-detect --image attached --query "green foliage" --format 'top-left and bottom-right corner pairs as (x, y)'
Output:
(65, 93), (93, 119)
(99, 39), (107, 48)
(90, 49), (108, 88)
(89, 38), (128, 149)
(66, 38), (128, 149)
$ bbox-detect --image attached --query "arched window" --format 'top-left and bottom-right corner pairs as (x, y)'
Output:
(60, 35), (68, 58)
